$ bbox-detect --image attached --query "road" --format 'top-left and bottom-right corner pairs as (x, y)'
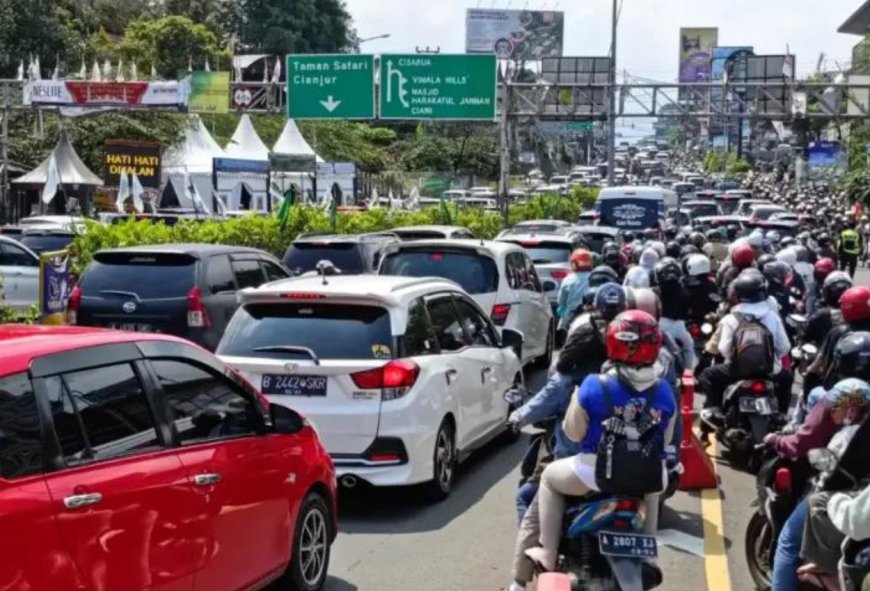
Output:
(325, 266), (869, 591)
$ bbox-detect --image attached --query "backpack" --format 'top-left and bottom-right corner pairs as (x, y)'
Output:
(594, 376), (666, 496)
(730, 312), (775, 379)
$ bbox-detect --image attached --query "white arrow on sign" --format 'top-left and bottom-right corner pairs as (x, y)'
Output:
(320, 96), (342, 112)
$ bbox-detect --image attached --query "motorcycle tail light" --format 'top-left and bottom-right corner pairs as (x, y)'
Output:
(751, 381), (768, 394)
(774, 468), (792, 493)
(689, 324), (701, 339)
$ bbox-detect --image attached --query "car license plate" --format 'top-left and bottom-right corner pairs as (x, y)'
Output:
(261, 374), (327, 397)
(109, 322), (155, 333)
(739, 397), (758, 413)
(598, 531), (658, 559)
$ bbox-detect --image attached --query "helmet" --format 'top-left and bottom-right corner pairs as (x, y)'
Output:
(622, 231), (636, 243)
(823, 271), (853, 307)
(664, 227), (678, 240)
(674, 233), (688, 246)
(685, 254), (711, 277)
(642, 228), (659, 241)
(602, 241), (620, 255)
(706, 228), (725, 243)
(813, 258), (836, 284)
(731, 243), (755, 269)
(689, 231), (707, 250)
(833, 333), (870, 381)
(733, 268), (768, 303)
(570, 249), (594, 272)
(593, 282), (627, 321)
(725, 224), (741, 241)
(655, 257), (683, 284)
(781, 236), (797, 248)
(762, 261), (791, 287)
(841, 286), (870, 324)
(588, 265), (620, 288)
(626, 287), (662, 320)
(757, 253), (776, 268)
(665, 241), (682, 259)
(792, 245), (811, 264)
(747, 230), (765, 250)
(775, 248), (798, 268)
(680, 244), (700, 259)
(817, 234), (832, 247)
(649, 241), (667, 258)
(765, 230), (782, 245)
(606, 310), (662, 367)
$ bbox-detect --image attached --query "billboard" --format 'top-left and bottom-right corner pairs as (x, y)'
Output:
(104, 141), (162, 189)
(187, 71), (230, 114)
(466, 9), (564, 60)
(678, 28), (719, 83)
(24, 80), (188, 106)
(711, 47), (754, 82)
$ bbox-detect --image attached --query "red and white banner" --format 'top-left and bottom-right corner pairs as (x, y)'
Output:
(24, 80), (189, 107)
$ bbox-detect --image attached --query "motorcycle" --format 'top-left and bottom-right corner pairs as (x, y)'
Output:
(787, 313), (819, 378)
(537, 495), (663, 591)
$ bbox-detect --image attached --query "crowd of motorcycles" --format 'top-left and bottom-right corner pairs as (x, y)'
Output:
(506, 173), (870, 591)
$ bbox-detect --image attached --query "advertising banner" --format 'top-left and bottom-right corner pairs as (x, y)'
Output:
(598, 199), (661, 230)
(104, 141), (162, 189)
(187, 71), (231, 114)
(24, 80), (189, 106)
(466, 9), (564, 60)
(39, 250), (71, 325)
(678, 28), (719, 83)
(807, 141), (846, 177)
(711, 47), (753, 82)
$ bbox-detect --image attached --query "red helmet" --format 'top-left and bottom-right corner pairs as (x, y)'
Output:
(570, 249), (593, 272)
(841, 286), (870, 324)
(813, 258), (836, 284)
(731, 243), (755, 269)
(606, 310), (662, 367)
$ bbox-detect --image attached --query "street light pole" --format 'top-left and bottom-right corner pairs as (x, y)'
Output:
(606, 0), (618, 185)
(354, 34), (391, 54)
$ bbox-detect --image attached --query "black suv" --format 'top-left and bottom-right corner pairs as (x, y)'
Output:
(282, 232), (399, 275)
(71, 244), (290, 350)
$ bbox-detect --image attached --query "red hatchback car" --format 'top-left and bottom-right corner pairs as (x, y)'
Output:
(0, 325), (337, 591)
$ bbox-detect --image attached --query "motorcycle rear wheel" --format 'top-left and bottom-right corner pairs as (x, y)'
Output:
(745, 511), (774, 591)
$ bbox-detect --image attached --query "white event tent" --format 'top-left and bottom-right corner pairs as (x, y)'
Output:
(219, 114), (271, 210)
(161, 116), (225, 212)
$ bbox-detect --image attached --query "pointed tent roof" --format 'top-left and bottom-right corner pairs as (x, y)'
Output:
(163, 115), (225, 174)
(14, 133), (103, 186)
(225, 114), (269, 161)
(272, 119), (324, 162)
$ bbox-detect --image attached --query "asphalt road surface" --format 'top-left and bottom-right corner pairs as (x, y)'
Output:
(326, 266), (869, 591)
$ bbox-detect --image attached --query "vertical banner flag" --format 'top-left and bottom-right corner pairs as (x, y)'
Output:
(42, 154), (61, 204)
(679, 28), (719, 83)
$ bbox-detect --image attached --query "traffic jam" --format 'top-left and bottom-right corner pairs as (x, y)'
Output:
(2, 168), (870, 591)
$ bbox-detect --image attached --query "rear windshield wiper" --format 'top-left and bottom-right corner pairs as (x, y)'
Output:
(252, 346), (320, 365)
(99, 290), (141, 301)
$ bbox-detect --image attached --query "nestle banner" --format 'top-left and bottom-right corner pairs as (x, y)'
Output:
(104, 141), (162, 189)
(24, 80), (189, 106)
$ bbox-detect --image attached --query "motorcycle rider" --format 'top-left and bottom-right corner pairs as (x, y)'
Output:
(653, 257), (697, 370)
(703, 228), (730, 271)
(623, 247), (658, 289)
(717, 243), (756, 297)
(804, 271), (851, 348)
(523, 310), (677, 573)
(699, 269), (792, 423)
(838, 220), (863, 278)
(816, 234), (838, 266)
(811, 258), (837, 314)
(762, 260), (794, 316)
(684, 253), (719, 324)
(556, 249), (593, 333)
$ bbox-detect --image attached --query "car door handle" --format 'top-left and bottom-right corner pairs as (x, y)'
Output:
(445, 369), (458, 385)
(194, 473), (223, 487)
(481, 367), (493, 383)
(64, 492), (103, 510)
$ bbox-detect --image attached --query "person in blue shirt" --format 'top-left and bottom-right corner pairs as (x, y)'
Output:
(557, 249), (593, 332)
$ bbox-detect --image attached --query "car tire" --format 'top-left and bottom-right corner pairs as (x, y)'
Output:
(532, 323), (555, 370)
(279, 492), (332, 591)
(422, 420), (456, 502)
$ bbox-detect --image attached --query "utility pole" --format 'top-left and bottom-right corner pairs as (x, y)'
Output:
(606, 0), (618, 185)
(1, 82), (8, 224)
(498, 71), (512, 227)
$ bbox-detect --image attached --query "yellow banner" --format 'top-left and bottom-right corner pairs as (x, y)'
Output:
(188, 71), (230, 114)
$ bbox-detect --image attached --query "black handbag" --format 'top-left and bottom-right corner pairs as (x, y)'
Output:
(594, 376), (666, 496)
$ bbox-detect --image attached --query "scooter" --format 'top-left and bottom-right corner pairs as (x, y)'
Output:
(537, 495), (663, 591)
(786, 313), (818, 378)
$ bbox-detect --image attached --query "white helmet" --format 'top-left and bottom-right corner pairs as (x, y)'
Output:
(685, 254), (711, 277)
(775, 247), (798, 268)
(747, 230), (765, 249)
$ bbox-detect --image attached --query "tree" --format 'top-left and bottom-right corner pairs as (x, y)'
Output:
(161, 0), (233, 40)
(119, 16), (228, 78)
(237, 0), (353, 54)
(0, 0), (81, 77)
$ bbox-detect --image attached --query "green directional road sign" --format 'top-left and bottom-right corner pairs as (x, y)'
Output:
(567, 121), (594, 131)
(379, 54), (497, 120)
(286, 54), (375, 119)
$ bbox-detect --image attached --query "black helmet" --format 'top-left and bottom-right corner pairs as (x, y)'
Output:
(603, 249), (622, 269)
(642, 228), (659, 240)
(781, 236), (797, 248)
(675, 233), (688, 246)
(664, 226), (678, 240)
(725, 224), (740, 241)
(762, 261), (791, 287)
(817, 233), (832, 247)
(588, 265), (619, 288)
(823, 271), (853, 307)
(757, 253), (776, 268)
(733, 268), (768, 303)
(655, 257), (683, 284)
(622, 231), (636, 243)
(665, 241), (682, 259)
(680, 244), (700, 259)
(689, 231), (707, 250)
(792, 245), (811, 263)
(706, 228), (725, 243)
(833, 332), (870, 382)
(602, 241), (619, 255)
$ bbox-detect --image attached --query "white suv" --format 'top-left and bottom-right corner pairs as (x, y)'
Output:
(217, 275), (524, 500)
(377, 239), (555, 368)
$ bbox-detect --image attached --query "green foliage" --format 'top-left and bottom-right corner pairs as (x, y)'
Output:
(400, 123), (498, 180)
(0, 0), (81, 77)
(118, 16), (229, 78)
(236, 0), (353, 54)
(845, 169), (870, 207)
(703, 150), (750, 175)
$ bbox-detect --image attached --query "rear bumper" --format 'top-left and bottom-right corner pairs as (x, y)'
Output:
(335, 463), (419, 487)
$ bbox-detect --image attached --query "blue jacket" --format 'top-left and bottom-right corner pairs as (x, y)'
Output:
(513, 371), (586, 458)
(557, 271), (591, 329)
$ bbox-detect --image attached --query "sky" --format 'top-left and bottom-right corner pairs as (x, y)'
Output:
(343, 0), (863, 81)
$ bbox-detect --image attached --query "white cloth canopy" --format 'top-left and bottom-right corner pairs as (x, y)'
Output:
(225, 114), (269, 161)
(272, 119), (324, 162)
(162, 116), (225, 174)
(14, 133), (103, 186)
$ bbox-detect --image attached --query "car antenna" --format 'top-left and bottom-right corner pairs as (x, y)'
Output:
(316, 260), (340, 285)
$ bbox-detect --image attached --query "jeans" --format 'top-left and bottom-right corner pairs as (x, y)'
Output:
(771, 499), (808, 591)
(660, 317), (697, 370)
(841, 253), (858, 278)
(516, 481), (538, 524)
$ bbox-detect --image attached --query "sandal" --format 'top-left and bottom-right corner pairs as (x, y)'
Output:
(524, 546), (557, 572)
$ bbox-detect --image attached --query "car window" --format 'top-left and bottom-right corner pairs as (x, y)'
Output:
(0, 243), (37, 267)
(502, 240), (573, 264)
(260, 260), (289, 282)
(206, 254), (236, 294)
(0, 373), (43, 479)
(425, 296), (468, 352)
(82, 253), (196, 299)
(517, 255), (542, 292)
(401, 297), (437, 356)
(218, 303), (394, 361)
(380, 248), (499, 295)
(48, 363), (160, 464)
(452, 297), (497, 347)
(150, 359), (261, 444)
(284, 242), (365, 274)
(505, 252), (526, 289)
(19, 234), (74, 255)
(232, 259), (266, 289)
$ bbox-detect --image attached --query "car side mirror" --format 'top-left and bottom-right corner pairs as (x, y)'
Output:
(501, 328), (524, 359)
(270, 403), (305, 435)
(542, 280), (557, 292)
